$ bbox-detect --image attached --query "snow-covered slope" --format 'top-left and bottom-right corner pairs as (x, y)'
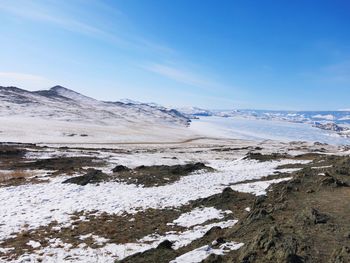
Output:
(0, 86), (193, 143)
(0, 86), (189, 126)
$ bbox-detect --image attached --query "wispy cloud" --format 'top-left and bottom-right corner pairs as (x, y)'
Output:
(143, 63), (233, 92)
(0, 0), (131, 47)
(0, 0), (171, 54)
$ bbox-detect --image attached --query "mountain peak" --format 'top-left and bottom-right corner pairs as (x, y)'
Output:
(49, 85), (89, 97)
(50, 85), (76, 93)
(45, 85), (98, 103)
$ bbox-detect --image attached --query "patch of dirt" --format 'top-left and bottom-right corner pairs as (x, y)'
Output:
(14, 156), (104, 175)
(0, 170), (45, 187)
(0, 144), (108, 188)
(244, 152), (291, 162)
(0, 145), (27, 158)
(114, 162), (214, 187)
(0, 143), (105, 175)
(245, 152), (329, 164)
(61, 163), (213, 187)
(210, 146), (252, 152)
(190, 187), (254, 219)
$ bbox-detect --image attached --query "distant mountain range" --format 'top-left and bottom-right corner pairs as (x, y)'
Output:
(177, 107), (350, 125)
(2, 85), (348, 128)
(0, 85), (349, 143)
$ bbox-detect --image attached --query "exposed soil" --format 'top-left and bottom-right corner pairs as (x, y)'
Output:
(113, 162), (214, 187)
(244, 152), (291, 162)
(61, 163), (214, 187)
(0, 144), (28, 158)
(13, 156), (104, 175)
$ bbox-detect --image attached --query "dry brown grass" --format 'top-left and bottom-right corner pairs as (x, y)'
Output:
(0, 170), (30, 183)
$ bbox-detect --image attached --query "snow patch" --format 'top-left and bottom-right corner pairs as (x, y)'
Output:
(170, 241), (244, 263)
(231, 178), (292, 196)
(26, 240), (41, 249)
(170, 207), (231, 228)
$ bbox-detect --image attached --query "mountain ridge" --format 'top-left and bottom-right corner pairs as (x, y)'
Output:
(0, 85), (190, 126)
(0, 85), (196, 143)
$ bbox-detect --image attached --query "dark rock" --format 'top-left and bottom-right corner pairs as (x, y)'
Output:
(247, 209), (272, 223)
(320, 175), (348, 187)
(221, 187), (235, 198)
(239, 227), (303, 263)
(112, 165), (130, 173)
(310, 208), (330, 224)
(156, 240), (173, 250)
(254, 195), (267, 206)
(286, 254), (304, 263)
(241, 253), (257, 263)
(62, 169), (109, 186)
(204, 226), (223, 237)
(202, 254), (224, 262)
(215, 237), (226, 244)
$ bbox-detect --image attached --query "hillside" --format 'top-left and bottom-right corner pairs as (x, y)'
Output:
(0, 86), (194, 144)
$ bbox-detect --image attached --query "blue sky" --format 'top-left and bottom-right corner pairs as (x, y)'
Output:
(0, 0), (349, 110)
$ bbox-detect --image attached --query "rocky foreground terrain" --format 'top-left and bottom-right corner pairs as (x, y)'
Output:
(0, 139), (349, 262)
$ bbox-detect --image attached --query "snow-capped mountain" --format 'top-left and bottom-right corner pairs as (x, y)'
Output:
(0, 85), (190, 126)
(178, 107), (350, 126)
(176, 107), (213, 117)
(0, 86), (193, 143)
